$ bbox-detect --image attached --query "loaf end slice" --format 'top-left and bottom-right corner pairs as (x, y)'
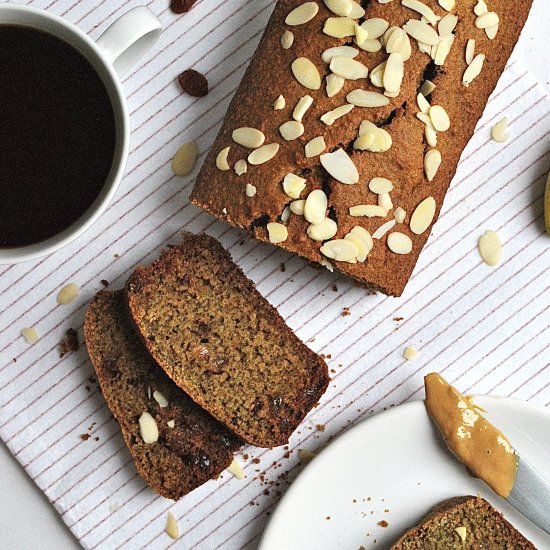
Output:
(391, 495), (536, 549)
(125, 232), (330, 448)
(84, 290), (241, 500)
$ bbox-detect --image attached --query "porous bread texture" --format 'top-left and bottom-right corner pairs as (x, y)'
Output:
(391, 496), (536, 549)
(190, 0), (533, 296)
(84, 290), (241, 500)
(125, 233), (330, 448)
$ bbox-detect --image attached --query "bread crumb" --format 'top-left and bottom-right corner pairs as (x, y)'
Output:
(316, 424), (326, 432)
(21, 327), (38, 345)
(378, 520), (389, 528)
(59, 328), (79, 357)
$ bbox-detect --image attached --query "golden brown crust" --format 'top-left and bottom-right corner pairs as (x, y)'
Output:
(191, 0), (533, 296)
(125, 233), (330, 448)
(84, 290), (241, 500)
(390, 495), (536, 549)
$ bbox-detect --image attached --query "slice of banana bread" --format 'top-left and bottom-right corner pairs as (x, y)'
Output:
(125, 233), (330, 448)
(84, 290), (241, 500)
(391, 496), (536, 549)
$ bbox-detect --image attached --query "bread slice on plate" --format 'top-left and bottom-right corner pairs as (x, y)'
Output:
(390, 495), (536, 549)
(125, 232), (330, 448)
(84, 290), (241, 500)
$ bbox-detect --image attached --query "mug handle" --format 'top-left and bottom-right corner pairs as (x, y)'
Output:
(96, 6), (162, 77)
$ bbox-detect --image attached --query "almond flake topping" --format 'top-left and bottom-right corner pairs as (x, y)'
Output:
(372, 219), (396, 239)
(326, 73), (345, 97)
(285, 2), (319, 26)
(330, 57), (369, 80)
(403, 19), (440, 46)
(438, 13), (458, 36)
(308, 218), (338, 241)
(324, 17), (356, 38)
(491, 117), (510, 143)
(139, 412), (159, 444)
(321, 46), (359, 64)
(304, 189), (328, 224)
(424, 149), (442, 182)
(478, 230), (501, 267)
(234, 159), (247, 175)
(324, 0), (353, 17)
(463, 54), (485, 87)
(474, 0), (488, 16)
(320, 149), (359, 184)
(410, 196), (436, 235)
(429, 105), (450, 132)
(402, 0), (440, 26)
(369, 177), (394, 194)
(387, 232), (413, 254)
(166, 513), (180, 541)
(355, 22), (369, 44)
(419, 79), (436, 96)
(291, 57), (321, 90)
(281, 206), (291, 223)
(153, 390), (169, 408)
(267, 222), (288, 244)
(475, 11), (499, 29)
(321, 104), (355, 126)
(232, 127), (265, 149)
(394, 207), (406, 224)
(347, 89), (390, 108)
(279, 120), (305, 141)
(357, 38), (383, 53)
(290, 200), (306, 215)
(465, 39), (476, 65)
(216, 147), (230, 171)
(361, 18), (389, 39)
(320, 239), (359, 263)
(245, 184), (257, 197)
(438, 0), (455, 11)
(370, 61), (386, 88)
(273, 95), (286, 110)
(248, 143), (280, 165)
(305, 136), (326, 158)
(417, 93), (430, 113)
(283, 173), (307, 199)
(383, 53), (404, 94)
(349, 204), (387, 218)
(281, 30), (294, 50)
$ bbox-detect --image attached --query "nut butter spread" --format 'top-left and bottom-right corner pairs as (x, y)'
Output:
(424, 373), (518, 498)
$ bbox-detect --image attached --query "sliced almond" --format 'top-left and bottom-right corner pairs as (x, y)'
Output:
(304, 189), (328, 224)
(349, 204), (387, 217)
(387, 232), (413, 254)
(232, 127), (265, 149)
(292, 57), (321, 90)
(248, 143), (280, 165)
(353, 133), (375, 151)
(349, 0), (365, 18)
(320, 149), (359, 184)
(326, 73), (345, 97)
(463, 54), (485, 87)
(465, 39), (475, 65)
(290, 200), (306, 215)
(424, 149), (442, 182)
(273, 95), (286, 110)
(324, 17), (356, 38)
(385, 26), (407, 54)
(344, 232), (369, 262)
(383, 53), (404, 94)
(403, 19), (440, 46)
(478, 230), (501, 267)
(419, 79), (436, 96)
(139, 412), (159, 444)
(357, 38), (383, 52)
(485, 23), (498, 40)
(402, 0), (440, 26)
(227, 458), (245, 480)
(417, 111), (435, 130)
(245, 184), (257, 197)
(234, 159), (247, 175)
(475, 11), (499, 29)
(417, 93), (431, 113)
(285, 2), (319, 26)
(438, 0), (455, 10)
(57, 283), (80, 305)
(308, 218), (338, 241)
(330, 57), (369, 80)
(372, 219), (396, 239)
(305, 136), (327, 158)
(378, 192), (393, 212)
(410, 196), (436, 235)
(429, 105), (450, 132)
(281, 30), (294, 50)
(370, 61), (386, 88)
(267, 222), (288, 244)
(320, 239), (359, 263)
(321, 46), (359, 64)
(394, 207), (406, 224)
(354, 22), (369, 44)
(404, 346), (419, 360)
(324, 0), (353, 17)
(321, 104), (355, 126)
(361, 18), (389, 39)
(455, 526), (467, 543)
(347, 89), (390, 108)
(425, 125), (438, 147)
(281, 206), (291, 223)
(474, 0), (488, 16)
(216, 147), (230, 171)
(167, 420), (175, 428)
(369, 177), (394, 194)
(153, 390), (169, 408)
(491, 117), (510, 143)
(21, 327), (38, 345)
(283, 173), (307, 199)
(171, 142), (198, 177)
(279, 120), (305, 141)
(165, 512), (180, 540)
(433, 40), (450, 66)
(438, 13), (458, 36)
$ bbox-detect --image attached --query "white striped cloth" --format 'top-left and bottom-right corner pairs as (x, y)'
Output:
(0, 1), (549, 548)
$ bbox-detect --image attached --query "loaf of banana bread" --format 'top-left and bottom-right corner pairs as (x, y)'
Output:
(391, 495), (536, 549)
(190, 0), (533, 296)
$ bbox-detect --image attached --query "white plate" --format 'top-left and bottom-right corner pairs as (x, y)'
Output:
(259, 396), (550, 549)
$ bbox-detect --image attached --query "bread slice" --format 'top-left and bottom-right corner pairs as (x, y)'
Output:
(391, 496), (536, 549)
(125, 233), (329, 448)
(84, 290), (241, 500)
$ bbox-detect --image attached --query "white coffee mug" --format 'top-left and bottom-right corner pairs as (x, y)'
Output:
(0, 4), (162, 264)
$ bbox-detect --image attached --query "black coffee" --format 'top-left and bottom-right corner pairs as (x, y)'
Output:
(0, 25), (117, 248)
